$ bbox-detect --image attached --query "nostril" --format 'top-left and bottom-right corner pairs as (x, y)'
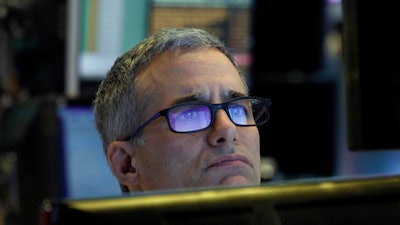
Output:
(216, 138), (226, 143)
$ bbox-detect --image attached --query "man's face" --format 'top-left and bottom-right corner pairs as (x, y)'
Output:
(132, 48), (261, 191)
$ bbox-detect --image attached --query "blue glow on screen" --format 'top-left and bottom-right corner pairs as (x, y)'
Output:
(58, 106), (121, 199)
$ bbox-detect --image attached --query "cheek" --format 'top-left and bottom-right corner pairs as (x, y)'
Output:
(144, 132), (203, 167)
(242, 128), (260, 148)
(241, 128), (261, 167)
(244, 128), (261, 171)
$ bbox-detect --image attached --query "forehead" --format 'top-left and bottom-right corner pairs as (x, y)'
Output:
(138, 48), (247, 106)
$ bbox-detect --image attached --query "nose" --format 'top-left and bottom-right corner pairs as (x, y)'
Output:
(207, 109), (237, 145)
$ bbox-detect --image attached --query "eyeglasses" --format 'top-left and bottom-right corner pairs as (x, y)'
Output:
(124, 96), (271, 141)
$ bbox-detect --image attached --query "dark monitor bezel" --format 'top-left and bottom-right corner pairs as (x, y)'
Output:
(40, 175), (400, 225)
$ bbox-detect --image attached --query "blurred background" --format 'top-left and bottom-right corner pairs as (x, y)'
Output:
(0, 0), (400, 224)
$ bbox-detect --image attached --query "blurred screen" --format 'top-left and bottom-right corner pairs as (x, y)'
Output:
(58, 105), (120, 198)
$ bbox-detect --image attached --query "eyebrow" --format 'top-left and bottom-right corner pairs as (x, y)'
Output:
(230, 91), (246, 99)
(170, 90), (247, 106)
(171, 95), (200, 105)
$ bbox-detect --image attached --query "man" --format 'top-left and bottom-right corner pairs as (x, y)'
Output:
(93, 27), (271, 193)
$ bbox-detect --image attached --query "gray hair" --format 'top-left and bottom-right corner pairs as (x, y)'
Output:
(93, 27), (248, 153)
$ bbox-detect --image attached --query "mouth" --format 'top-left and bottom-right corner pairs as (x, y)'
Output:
(207, 154), (252, 169)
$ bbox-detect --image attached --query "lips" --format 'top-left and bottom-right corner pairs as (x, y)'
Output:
(207, 154), (252, 169)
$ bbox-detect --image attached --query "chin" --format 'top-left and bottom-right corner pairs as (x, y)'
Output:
(218, 176), (259, 187)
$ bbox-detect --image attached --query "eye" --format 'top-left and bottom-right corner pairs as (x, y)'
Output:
(176, 108), (198, 121)
(229, 105), (247, 117)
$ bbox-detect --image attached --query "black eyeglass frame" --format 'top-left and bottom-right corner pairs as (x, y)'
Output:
(124, 96), (271, 141)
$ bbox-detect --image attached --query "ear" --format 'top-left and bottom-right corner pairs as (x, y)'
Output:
(107, 141), (140, 189)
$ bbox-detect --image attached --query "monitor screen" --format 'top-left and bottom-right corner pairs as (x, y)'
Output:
(65, 0), (148, 101)
(58, 105), (120, 198)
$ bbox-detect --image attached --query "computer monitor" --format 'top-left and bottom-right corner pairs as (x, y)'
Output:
(65, 0), (148, 102)
(58, 104), (121, 199)
(40, 174), (400, 225)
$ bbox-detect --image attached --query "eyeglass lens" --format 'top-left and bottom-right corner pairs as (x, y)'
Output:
(167, 98), (268, 133)
(168, 105), (211, 132)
